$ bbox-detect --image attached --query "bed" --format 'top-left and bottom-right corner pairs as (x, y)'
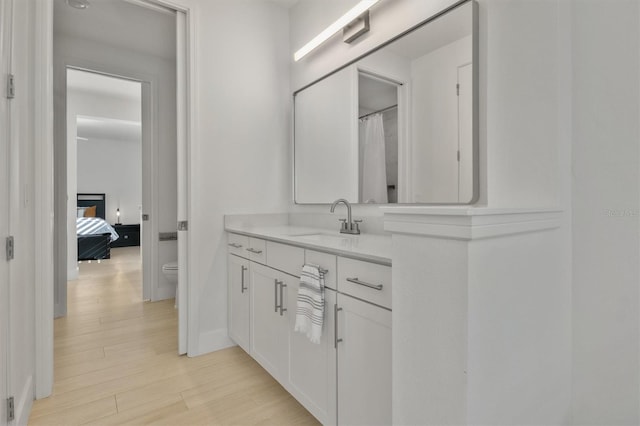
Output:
(76, 193), (119, 260)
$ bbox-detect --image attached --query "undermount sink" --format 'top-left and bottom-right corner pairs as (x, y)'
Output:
(288, 232), (354, 245)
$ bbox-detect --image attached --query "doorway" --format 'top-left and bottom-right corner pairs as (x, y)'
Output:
(33, 0), (192, 401)
(67, 69), (147, 296)
(52, 0), (186, 353)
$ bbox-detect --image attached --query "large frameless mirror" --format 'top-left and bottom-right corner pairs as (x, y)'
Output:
(294, 0), (478, 204)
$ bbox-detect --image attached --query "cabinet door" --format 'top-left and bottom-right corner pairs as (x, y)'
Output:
(336, 293), (392, 426)
(251, 263), (289, 382)
(228, 254), (250, 352)
(288, 284), (337, 425)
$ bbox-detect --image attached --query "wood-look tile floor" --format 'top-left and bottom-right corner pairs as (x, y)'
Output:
(29, 247), (319, 426)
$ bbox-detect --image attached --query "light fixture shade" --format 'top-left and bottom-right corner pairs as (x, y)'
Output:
(294, 0), (380, 62)
(66, 0), (90, 10)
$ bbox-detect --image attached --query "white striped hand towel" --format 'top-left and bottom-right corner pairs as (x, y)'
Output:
(294, 264), (325, 344)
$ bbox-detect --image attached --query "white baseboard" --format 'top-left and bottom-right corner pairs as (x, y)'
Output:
(193, 328), (235, 357)
(14, 374), (34, 426)
(154, 283), (177, 302)
(67, 266), (78, 281)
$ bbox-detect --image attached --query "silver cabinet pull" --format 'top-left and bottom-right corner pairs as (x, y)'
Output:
(228, 243), (242, 248)
(246, 247), (263, 254)
(346, 277), (383, 291)
(334, 304), (343, 348)
(274, 279), (280, 312)
(240, 265), (248, 293)
(279, 282), (287, 316)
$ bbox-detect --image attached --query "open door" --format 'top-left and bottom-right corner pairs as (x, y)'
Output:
(176, 10), (188, 355)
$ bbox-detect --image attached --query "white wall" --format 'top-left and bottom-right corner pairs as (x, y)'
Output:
(180, 0), (291, 354)
(571, 1), (640, 423)
(76, 136), (141, 224)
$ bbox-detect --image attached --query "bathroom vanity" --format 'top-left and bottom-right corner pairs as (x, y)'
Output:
(225, 216), (392, 425)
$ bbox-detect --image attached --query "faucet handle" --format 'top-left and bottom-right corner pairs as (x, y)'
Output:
(352, 219), (362, 234)
(338, 218), (348, 231)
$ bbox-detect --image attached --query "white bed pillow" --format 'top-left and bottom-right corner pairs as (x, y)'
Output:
(76, 207), (87, 218)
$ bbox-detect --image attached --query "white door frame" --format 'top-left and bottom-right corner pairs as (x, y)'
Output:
(34, 0), (55, 401)
(34, 0), (196, 398)
(0, 0), (14, 414)
(64, 67), (156, 303)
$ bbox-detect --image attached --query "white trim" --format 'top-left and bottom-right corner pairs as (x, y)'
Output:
(34, 0), (54, 400)
(140, 80), (157, 301)
(196, 329), (235, 357)
(13, 375), (33, 426)
(176, 9), (188, 355)
(182, 1), (200, 357)
(383, 208), (562, 240)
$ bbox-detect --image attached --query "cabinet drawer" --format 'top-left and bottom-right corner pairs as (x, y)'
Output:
(267, 241), (304, 277)
(338, 257), (392, 309)
(246, 237), (266, 263)
(305, 250), (337, 290)
(227, 233), (249, 257)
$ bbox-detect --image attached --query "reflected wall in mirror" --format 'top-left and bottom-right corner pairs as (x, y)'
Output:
(294, 0), (478, 204)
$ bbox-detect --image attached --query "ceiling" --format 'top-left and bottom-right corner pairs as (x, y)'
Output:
(77, 116), (141, 143)
(68, 69), (142, 143)
(269, 0), (299, 8)
(54, 0), (176, 61)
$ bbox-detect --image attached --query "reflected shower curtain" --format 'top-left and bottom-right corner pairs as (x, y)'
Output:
(359, 113), (388, 203)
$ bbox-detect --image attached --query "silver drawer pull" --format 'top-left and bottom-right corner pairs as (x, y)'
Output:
(246, 248), (263, 254)
(279, 282), (287, 316)
(241, 265), (248, 293)
(346, 277), (383, 291)
(228, 243), (242, 248)
(334, 304), (343, 348)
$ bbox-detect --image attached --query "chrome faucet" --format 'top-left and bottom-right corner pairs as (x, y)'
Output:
(330, 198), (361, 235)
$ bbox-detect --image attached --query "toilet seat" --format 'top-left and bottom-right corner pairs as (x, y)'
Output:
(162, 261), (178, 271)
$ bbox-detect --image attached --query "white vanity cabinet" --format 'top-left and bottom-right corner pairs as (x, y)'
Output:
(335, 293), (392, 426)
(250, 262), (293, 383)
(228, 254), (250, 352)
(288, 281), (337, 425)
(336, 257), (392, 425)
(226, 230), (391, 425)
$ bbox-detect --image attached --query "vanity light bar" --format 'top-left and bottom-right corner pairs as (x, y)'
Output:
(293, 0), (380, 62)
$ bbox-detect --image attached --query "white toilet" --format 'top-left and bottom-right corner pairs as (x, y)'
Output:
(162, 261), (179, 307)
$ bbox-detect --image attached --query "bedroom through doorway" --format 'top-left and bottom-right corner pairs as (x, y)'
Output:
(68, 69), (144, 289)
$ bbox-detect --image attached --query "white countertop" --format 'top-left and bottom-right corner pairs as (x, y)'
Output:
(225, 223), (392, 266)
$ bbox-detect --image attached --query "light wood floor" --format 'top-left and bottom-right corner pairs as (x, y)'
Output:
(29, 247), (319, 426)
